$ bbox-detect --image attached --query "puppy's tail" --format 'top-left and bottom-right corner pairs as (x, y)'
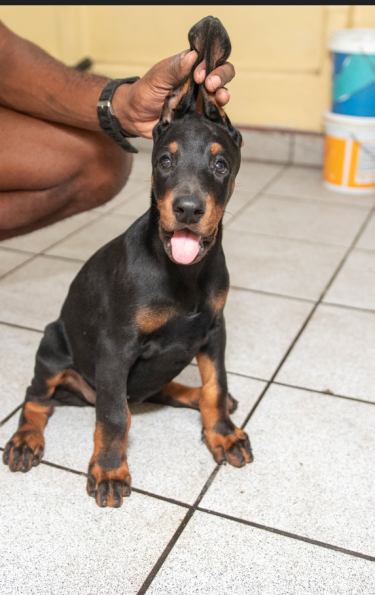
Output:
(188, 16), (231, 76)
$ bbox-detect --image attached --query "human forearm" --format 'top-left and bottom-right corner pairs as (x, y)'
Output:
(0, 21), (236, 139)
(0, 21), (112, 131)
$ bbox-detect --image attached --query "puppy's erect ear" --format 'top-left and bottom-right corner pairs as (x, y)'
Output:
(153, 16), (243, 149)
(190, 16), (242, 149)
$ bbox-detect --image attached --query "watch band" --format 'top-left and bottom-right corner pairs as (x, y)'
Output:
(97, 77), (140, 153)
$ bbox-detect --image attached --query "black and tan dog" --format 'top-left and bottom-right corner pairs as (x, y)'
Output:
(3, 16), (253, 507)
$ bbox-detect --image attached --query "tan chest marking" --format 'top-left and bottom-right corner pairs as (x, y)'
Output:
(136, 306), (177, 334)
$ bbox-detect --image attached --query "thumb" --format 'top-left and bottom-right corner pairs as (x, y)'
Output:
(167, 50), (197, 87)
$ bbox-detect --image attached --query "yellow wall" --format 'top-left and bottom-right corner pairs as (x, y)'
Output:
(1, 6), (374, 131)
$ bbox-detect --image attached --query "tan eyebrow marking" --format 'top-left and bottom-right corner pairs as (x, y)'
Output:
(211, 143), (221, 155)
(170, 142), (178, 153)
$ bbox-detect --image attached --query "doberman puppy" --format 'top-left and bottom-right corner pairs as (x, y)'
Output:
(3, 16), (253, 507)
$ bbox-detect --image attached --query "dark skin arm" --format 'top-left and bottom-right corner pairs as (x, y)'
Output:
(0, 20), (235, 139)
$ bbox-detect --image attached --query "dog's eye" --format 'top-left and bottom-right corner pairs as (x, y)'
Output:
(159, 156), (171, 169)
(215, 161), (227, 174)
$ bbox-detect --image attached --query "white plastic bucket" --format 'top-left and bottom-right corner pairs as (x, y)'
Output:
(323, 110), (375, 194)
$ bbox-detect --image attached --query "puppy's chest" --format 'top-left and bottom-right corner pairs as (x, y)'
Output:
(138, 301), (213, 361)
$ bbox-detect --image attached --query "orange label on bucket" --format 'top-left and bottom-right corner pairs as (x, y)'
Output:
(324, 135), (346, 185)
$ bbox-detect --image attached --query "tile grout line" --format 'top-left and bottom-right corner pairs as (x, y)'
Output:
(0, 252), (39, 283)
(134, 202), (375, 592)
(0, 249), (86, 284)
(259, 191), (373, 211)
(98, 185), (151, 217)
(136, 466), (222, 595)
(239, 201), (375, 431)
(226, 226), (368, 249)
(0, 320), (43, 334)
(230, 284), (316, 304)
(272, 380), (375, 407)
(136, 194), (375, 595)
(1, 443), (374, 567)
(227, 164), (289, 226)
(3, 374), (375, 431)
(38, 211), (107, 255)
(0, 404), (22, 427)
(0, 245), (36, 256)
(1, 158), (374, 588)
(196, 508), (375, 564)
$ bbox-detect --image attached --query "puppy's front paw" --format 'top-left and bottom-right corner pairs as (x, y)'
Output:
(203, 423), (253, 467)
(3, 431), (44, 472)
(87, 460), (131, 508)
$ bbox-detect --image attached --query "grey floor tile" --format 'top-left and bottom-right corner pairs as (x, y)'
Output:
(224, 230), (345, 300)
(0, 323), (41, 421)
(0, 256), (81, 331)
(234, 161), (283, 194)
(46, 214), (136, 261)
(223, 188), (257, 225)
(227, 195), (369, 246)
(113, 187), (152, 218)
(127, 150), (153, 183)
(356, 212), (375, 251)
(0, 211), (98, 253)
(276, 304), (375, 400)
(0, 367), (265, 504)
(201, 384), (375, 557)
(324, 249), (375, 311)
(266, 165), (375, 207)
(0, 249), (32, 278)
(224, 288), (312, 379)
(97, 179), (150, 213)
(0, 463), (185, 595)
(131, 137), (153, 152)
(148, 510), (375, 595)
(240, 129), (291, 163)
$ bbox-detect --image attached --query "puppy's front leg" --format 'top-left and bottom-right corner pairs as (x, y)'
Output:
(197, 315), (253, 468)
(87, 336), (135, 508)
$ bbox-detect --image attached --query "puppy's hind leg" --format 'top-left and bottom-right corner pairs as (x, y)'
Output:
(148, 380), (238, 413)
(3, 319), (74, 473)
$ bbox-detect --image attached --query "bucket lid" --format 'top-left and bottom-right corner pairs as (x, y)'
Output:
(329, 28), (375, 54)
(324, 110), (375, 127)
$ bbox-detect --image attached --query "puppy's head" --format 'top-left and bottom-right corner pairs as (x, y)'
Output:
(151, 16), (242, 266)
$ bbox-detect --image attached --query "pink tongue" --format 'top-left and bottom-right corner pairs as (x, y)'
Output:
(171, 229), (200, 264)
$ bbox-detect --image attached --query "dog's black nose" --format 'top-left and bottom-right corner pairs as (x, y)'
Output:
(173, 196), (206, 224)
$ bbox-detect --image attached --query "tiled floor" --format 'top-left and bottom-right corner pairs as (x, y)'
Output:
(1, 155), (375, 594)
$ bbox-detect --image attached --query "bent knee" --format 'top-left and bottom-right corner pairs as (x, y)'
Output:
(77, 133), (134, 209)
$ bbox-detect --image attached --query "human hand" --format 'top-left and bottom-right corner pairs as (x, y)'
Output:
(112, 50), (235, 139)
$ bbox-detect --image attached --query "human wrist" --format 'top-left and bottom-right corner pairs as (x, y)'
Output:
(111, 82), (138, 136)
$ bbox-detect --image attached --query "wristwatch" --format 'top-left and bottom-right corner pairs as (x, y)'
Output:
(97, 77), (140, 153)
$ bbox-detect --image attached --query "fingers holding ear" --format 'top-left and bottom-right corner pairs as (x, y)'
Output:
(215, 87), (230, 107)
(194, 60), (234, 106)
(205, 62), (235, 93)
(177, 50), (198, 82)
